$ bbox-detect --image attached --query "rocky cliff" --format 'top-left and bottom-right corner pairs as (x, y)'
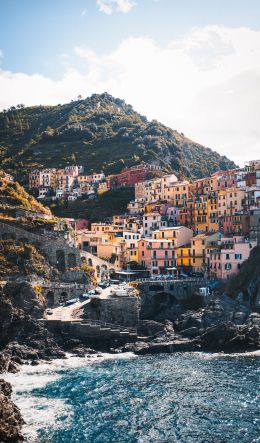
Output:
(0, 282), (66, 373)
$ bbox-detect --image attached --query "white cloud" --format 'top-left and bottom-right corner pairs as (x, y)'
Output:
(0, 25), (260, 165)
(81, 9), (87, 16)
(96, 0), (136, 15)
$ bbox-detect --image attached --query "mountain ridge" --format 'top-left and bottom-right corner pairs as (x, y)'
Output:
(0, 92), (236, 182)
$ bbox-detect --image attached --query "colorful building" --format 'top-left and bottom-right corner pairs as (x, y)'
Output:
(210, 236), (257, 279)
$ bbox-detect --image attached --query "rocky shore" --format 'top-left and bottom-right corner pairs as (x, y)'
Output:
(128, 292), (260, 355)
(0, 250), (260, 441)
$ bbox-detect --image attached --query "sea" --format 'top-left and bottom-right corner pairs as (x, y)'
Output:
(5, 352), (260, 443)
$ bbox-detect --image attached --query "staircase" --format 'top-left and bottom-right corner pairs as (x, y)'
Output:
(41, 317), (137, 339)
(73, 319), (138, 338)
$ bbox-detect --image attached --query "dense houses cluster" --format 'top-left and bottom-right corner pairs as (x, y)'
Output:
(29, 165), (106, 200)
(29, 163), (162, 201)
(75, 160), (260, 281)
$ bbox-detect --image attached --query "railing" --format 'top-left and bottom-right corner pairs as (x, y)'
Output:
(134, 277), (207, 284)
(42, 282), (86, 289)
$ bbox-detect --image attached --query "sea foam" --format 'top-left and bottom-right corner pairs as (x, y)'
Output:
(5, 352), (136, 442)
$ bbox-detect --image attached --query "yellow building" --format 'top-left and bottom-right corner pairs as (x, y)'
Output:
(91, 223), (124, 234)
(190, 232), (220, 274)
(123, 231), (140, 263)
(194, 193), (219, 234)
(218, 187), (245, 218)
(176, 245), (192, 267)
(163, 181), (192, 207)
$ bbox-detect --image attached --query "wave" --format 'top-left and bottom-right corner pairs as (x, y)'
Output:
(5, 352), (136, 442)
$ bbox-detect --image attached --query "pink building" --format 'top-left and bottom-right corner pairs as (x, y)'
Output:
(210, 236), (256, 280)
(76, 219), (89, 230)
(138, 226), (193, 275)
(138, 238), (176, 275)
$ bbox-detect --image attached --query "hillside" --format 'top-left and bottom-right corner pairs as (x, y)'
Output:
(50, 187), (135, 222)
(0, 170), (51, 217)
(0, 93), (235, 183)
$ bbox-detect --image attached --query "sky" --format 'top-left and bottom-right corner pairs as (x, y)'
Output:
(0, 0), (260, 166)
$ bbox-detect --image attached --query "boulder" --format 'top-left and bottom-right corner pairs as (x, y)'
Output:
(200, 322), (260, 352)
(137, 320), (164, 336)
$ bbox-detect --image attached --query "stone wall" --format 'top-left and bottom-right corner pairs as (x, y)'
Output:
(43, 285), (86, 308)
(0, 221), (41, 242)
(60, 269), (86, 284)
(139, 279), (208, 301)
(138, 279), (210, 322)
(0, 221), (82, 272)
(84, 296), (139, 328)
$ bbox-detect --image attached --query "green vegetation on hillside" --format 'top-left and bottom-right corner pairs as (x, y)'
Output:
(50, 187), (135, 222)
(0, 239), (50, 277)
(0, 171), (51, 216)
(0, 93), (236, 184)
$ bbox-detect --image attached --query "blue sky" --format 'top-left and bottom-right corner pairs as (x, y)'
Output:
(1, 0), (260, 164)
(1, 0), (260, 76)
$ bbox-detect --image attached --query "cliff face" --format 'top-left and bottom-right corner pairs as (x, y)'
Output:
(0, 93), (235, 181)
(0, 282), (65, 373)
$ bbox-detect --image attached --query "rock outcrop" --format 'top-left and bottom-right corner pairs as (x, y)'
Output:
(0, 282), (65, 372)
(128, 291), (260, 355)
(0, 379), (24, 442)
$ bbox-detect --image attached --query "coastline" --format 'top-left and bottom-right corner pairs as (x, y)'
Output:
(4, 349), (260, 442)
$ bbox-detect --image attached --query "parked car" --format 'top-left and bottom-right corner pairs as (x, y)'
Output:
(99, 281), (110, 288)
(46, 309), (53, 315)
(109, 279), (120, 285)
(64, 298), (78, 306)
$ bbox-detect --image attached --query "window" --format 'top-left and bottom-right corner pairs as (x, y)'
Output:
(226, 254), (230, 259)
(225, 263), (232, 270)
(235, 254), (242, 260)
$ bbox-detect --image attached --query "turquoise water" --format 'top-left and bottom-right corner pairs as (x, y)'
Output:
(17, 354), (260, 442)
